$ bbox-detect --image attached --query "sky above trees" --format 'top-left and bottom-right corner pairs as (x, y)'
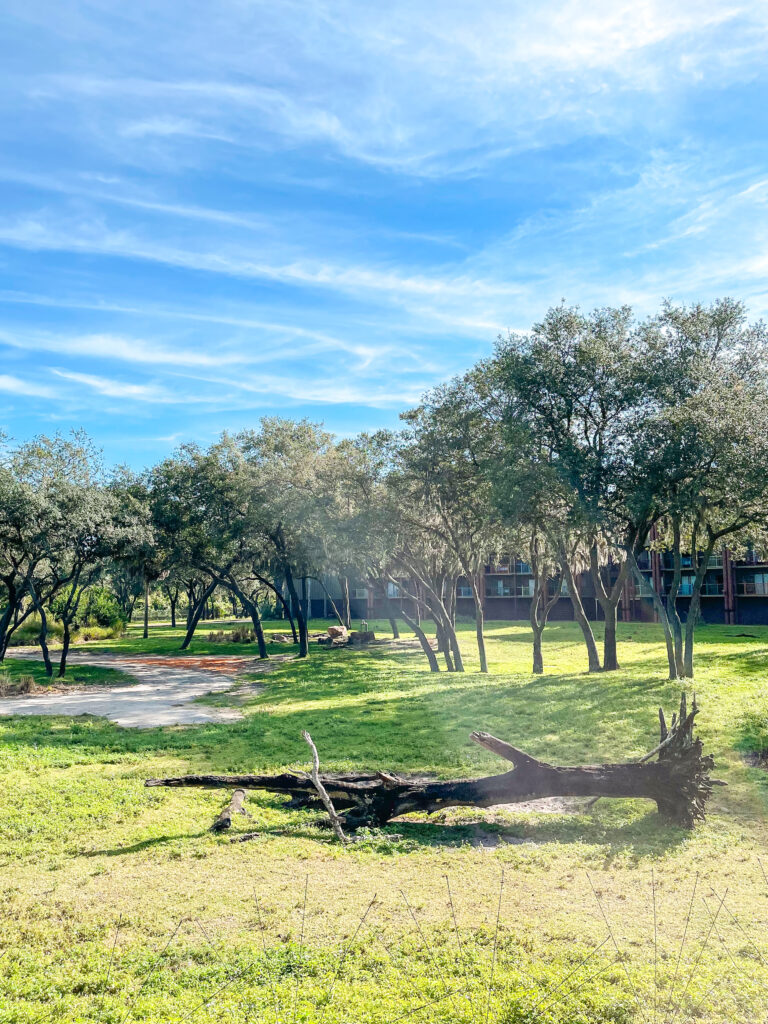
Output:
(2, 0), (768, 465)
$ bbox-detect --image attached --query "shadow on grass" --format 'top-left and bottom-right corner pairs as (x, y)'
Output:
(84, 830), (211, 856)
(386, 810), (688, 863)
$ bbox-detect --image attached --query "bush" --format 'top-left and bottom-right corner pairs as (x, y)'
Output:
(739, 711), (768, 761)
(76, 624), (124, 642)
(7, 614), (64, 647)
(0, 672), (37, 696)
(207, 627), (256, 644)
(80, 587), (126, 630)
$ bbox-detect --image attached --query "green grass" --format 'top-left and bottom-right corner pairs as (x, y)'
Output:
(1, 619), (767, 1022)
(1, 657), (131, 689)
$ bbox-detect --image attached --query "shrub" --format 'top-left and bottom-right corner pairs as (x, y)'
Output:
(739, 711), (768, 761)
(0, 672), (37, 696)
(76, 624), (124, 642)
(80, 586), (127, 630)
(7, 614), (64, 647)
(206, 627), (256, 644)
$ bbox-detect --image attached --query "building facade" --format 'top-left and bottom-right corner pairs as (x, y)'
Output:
(350, 548), (768, 626)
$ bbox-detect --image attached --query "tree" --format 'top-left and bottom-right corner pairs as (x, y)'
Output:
(150, 438), (268, 657)
(396, 379), (505, 673)
(238, 419), (343, 659)
(614, 300), (768, 678)
(492, 305), (684, 671)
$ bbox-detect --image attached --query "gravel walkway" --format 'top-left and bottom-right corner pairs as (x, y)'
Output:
(0, 651), (279, 728)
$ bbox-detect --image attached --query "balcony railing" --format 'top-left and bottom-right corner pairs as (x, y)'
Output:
(738, 581), (768, 596)
(677, 582), (723, 596)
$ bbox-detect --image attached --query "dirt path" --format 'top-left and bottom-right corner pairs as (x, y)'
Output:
(0, 651), (287, 728)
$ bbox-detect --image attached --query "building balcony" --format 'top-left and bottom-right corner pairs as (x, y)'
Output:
(661, 553), (723, 570)
(675, 582), (723, 596)
(738, 580), (768, 596)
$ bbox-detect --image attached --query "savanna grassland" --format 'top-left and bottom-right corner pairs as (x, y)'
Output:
(1, 620), (767, 1023)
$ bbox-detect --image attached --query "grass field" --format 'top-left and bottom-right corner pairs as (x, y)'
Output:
(1, 657), (132, 689)
(1, 619), (767, 1022)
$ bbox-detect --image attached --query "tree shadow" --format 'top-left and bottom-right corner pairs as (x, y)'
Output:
(83, 829), (211, 856)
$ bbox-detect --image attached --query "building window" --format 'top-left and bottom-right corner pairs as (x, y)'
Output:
(353, 588), (368, 599)
(485, 577), (513, 597)
(514, 560), (531, 575)
(740, 572), (768, 595)
(457, 584), (473, 598)
(387, 582), (400, 598)
(678, 576), (695, 596)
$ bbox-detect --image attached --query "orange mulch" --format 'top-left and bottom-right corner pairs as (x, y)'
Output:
(126, 656), (252, 673)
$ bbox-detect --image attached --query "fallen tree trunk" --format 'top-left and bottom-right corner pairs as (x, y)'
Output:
(146, 694), (722, 830)
(210, 788), (248, 832)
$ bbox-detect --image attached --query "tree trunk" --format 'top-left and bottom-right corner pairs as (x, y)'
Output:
(28, 583), (53, 677)
(589, 545), (631, 671)
(143, 576), (149, 640)
(180, 580), (217, 650)
(528, 535), (562, 675)
(58, 622), (72, 678)
(284, 565), (308, 658)
(341, 576), (351, 629)
(148, 694), (721, 830)
(559, 549), (601, 673)
(222, 578), (268, 660)
(627, 550), (678, 680)
(252, 574), (297, 641)
(683, 535), (717, 679)
(470, 573), (488, 673)
(398, 607), (440, 672)
(402, 560), (464, 671)
(169, 595), (177, 629)
(37, 605), (53, 678)
(531, 625), (543, 674)
(667, 516), (685, 677)
(603, 609), (618, 671)
(435, 616), (455, 671)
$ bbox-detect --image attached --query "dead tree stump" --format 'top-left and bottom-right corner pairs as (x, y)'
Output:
(147, 694), (722, 831)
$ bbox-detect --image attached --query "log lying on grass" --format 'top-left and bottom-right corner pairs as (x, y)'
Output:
(146, 693), (723, 830)
(210, 788), (248, 832)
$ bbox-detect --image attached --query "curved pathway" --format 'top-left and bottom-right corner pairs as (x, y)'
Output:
(0, 651), (281, 728)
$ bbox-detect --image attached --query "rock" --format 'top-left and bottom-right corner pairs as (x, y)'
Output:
(271, 633), (290, 642)
(327, 625), (348, 639)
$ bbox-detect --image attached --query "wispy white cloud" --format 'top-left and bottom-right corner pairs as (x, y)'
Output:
(20, 1), (768, 176)
(2, 0), (768, 461)
(119, 116), (234, 143)
(0, 374), (58, 398)
(0, 215), (513, 303)
(50, 369), (173, 402)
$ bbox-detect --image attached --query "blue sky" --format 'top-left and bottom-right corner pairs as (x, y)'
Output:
(1, 1), (768, 467)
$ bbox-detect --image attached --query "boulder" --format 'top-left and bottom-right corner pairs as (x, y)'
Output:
(327, 625), (348, 639)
